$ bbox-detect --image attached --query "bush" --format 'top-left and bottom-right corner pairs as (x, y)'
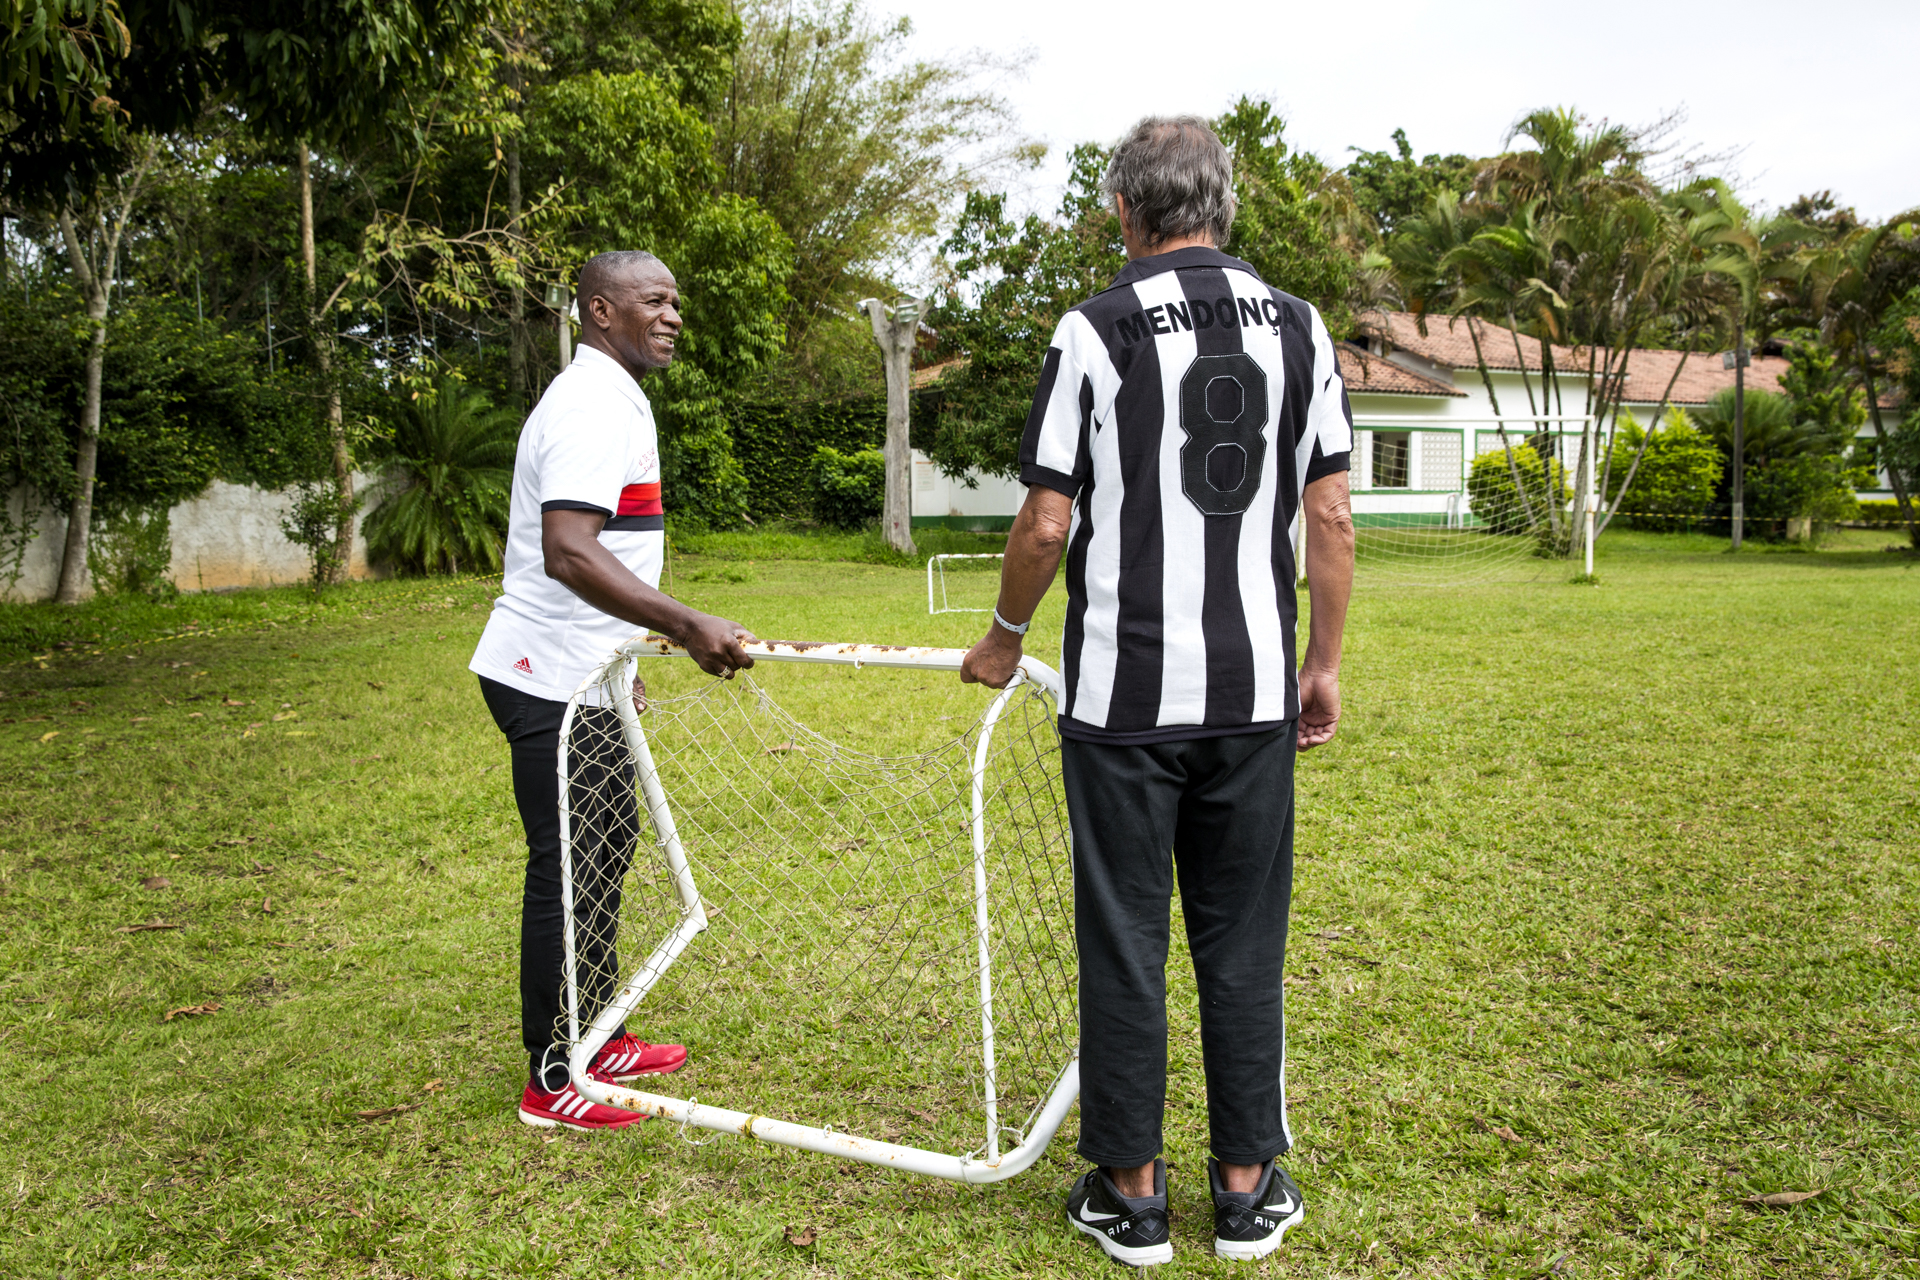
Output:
(1746, 454), (1864, 529)
(731, 398), (886, 523)
(809, 446), (886, 529)
(86, 507), (176, 598)
(1608, 408), (1720, 530)
(364, 376), (519, 575)
(1467, 443), (1567, 536)
(1855, 500), (1913, 525)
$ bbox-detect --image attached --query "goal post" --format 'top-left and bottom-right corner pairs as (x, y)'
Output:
(927, 553), (1004, 615)
(554, 636), (1078, 1184)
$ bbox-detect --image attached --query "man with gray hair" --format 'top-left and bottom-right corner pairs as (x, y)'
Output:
(962, 115), (1355, 1264)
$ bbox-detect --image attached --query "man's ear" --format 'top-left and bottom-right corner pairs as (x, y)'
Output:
(587, 293), (613, 331)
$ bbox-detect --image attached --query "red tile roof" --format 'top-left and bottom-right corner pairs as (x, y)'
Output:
(1336, 342), (1463, 398)
(1361, 310), (1897, 408)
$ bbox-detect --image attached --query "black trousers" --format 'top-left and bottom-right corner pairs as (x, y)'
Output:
(479, 676), (636, 1090)
(1063, 724), (1297, 1169)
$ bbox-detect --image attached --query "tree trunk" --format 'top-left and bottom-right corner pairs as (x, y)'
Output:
(1731, 320), (1746, 551)
(55, 290), (109, 604)
(52, 153), (152, 602)
(863, 297), (922, 556)
(1861, 363), (1917, 546)
(299, 143), (355, 583)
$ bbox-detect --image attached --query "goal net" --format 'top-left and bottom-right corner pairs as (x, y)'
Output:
(1346, 417), (1592, 587)
(555, 637), (1078, 1183)
(926, 552), (1004, 614)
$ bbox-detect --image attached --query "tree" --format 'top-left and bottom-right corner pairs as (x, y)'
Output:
(714, 0), (1036, 384)
(1213, 97), (1361, 335)
(1344, 128), (1478, 239)
(1798, 211), (1920, 546)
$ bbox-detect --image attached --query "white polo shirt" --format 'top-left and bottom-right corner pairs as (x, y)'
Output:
(470, 345), (663, 703)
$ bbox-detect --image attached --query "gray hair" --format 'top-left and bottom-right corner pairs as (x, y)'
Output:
(1103, 116), (1237, 249)
(579, 249), (666, 302)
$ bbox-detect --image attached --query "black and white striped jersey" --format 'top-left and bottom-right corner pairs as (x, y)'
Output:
(1018, 246), (1353, 743)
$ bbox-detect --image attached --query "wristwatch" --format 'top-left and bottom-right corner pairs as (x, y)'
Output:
(993, 609), (1030, 637)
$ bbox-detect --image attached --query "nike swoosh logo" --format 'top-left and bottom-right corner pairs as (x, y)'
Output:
(1076, 1201), (1123, 1226)
(1264, 1191), (1298, 1215)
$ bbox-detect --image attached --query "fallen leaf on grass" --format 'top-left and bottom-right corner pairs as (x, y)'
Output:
(783, 1225), (818, 1247)
(356, 1102), (424, 1122)
(1473, 1116), (1524, 1143)
(260, 896), (273, 914)
(37, 730), (59, 743)
(423, 1079), (446, 1094)
(222, 699), (249, 707)
(366, 681), (386, 690)
(1745, 1190), (1821, 1210)
(140, 876), (172, 890)
(272, 711), (297, 722)
(765, 742), (806, 755)
(117, 921), (181, 933)
(162, 1002), (220, 1022)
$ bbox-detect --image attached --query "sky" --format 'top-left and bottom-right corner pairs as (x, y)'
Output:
(889, 0), (1920, 224)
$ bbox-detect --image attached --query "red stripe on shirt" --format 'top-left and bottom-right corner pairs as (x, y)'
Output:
(617, 482), (663, 517)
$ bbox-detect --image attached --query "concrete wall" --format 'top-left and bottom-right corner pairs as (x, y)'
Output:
(3, 474), (378, 602)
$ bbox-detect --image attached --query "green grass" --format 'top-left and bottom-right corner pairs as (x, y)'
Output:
(1, 534), (1916, 1277)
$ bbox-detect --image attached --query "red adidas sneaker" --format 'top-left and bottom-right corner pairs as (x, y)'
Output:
(591, 1032), (688, 1082)
(518, 1081), (650, 1130)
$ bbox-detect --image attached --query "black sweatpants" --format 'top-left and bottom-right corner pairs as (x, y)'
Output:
(1063, 723), (1297, 1169)
(479, 676), (636, 1091)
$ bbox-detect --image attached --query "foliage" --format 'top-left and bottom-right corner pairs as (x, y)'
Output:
(1344, 129), (1479, 239)
(921, 152), (1124, 483)
(807, 444), (885, 530)
(1874, 287), (1920, 511)
(1213, 97), (1361, 335)
(279, 478), (362, 590)
(730, 397), (884, 523)
(1606, 409), (1720, 530)
(1778, 336), (1866, 442)
(0, 284), (318, 514)
(714, 0), (1037, 365)
(1690, 387), (1840, 469)
(363, 376), (518, 574)
(1468, 444), (1567, 537)
(83, 504), (174, 597)
(1744, 454), (1864, 529)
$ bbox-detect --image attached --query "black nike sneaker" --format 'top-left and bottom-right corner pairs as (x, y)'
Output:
(1064, 1159), (1173, 1267)
(1209, 1157), (1304, 1260)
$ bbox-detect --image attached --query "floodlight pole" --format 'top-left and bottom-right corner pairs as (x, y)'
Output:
(862, 296), (927, 557)
(546, 283), (573, 370)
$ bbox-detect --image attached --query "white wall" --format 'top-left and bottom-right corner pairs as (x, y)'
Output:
(911, 451), (1026, 523)
(3, 474), (378, 602)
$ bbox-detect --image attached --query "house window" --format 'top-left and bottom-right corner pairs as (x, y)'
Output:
(1420, 431), (1462, 490)
(1371, 432), (1410, 488)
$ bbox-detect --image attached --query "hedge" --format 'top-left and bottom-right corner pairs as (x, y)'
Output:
(730, 397), (887, 523)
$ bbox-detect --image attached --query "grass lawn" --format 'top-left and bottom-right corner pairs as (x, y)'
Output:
(1, 532), (1915, 1277)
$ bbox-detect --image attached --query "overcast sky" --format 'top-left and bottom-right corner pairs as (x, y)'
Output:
(891, 0), (1919, 224)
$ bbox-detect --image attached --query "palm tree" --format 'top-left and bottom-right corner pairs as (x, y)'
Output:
(1799, 212), (1920, 545)
(364, 375), (521, 574)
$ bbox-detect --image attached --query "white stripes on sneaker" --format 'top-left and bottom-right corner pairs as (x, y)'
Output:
(601, 1052), (638, 1073)
(549, 1088), (595, 1119)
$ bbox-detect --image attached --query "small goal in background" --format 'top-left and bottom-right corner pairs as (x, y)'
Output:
(927, 552), (1004, 615)
(555, 636), (1078, 1183)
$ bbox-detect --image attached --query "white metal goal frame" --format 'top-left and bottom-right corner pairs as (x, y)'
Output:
(555, 636), (1078, 1184)
(926, 552), (1004, 615)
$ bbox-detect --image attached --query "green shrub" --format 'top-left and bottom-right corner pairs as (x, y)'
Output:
(281, 480), (364, 590)
(364, 375), (519, 575)
(1746, 455), (1864, 529)
(731, 398), (886, 522)
(86, 506), (177, 599)
(1608, 408), (1720, 530)
(1467, 443), (1567, 536)
(1855, 500), (1912, 524)
(809, 446), (886, 530)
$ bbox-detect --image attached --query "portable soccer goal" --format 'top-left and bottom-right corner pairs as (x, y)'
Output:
(926, 553), (1004, 615)
(555, 636), (1078, 1183)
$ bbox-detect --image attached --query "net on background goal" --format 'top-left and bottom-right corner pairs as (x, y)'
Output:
(927, 552), (1004, 615)
(555, 637), (1078, 1183)
(1345, 415), (1594, 588)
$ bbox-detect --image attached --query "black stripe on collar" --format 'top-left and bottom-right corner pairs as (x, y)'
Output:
(1109, 245), (1263, 291)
